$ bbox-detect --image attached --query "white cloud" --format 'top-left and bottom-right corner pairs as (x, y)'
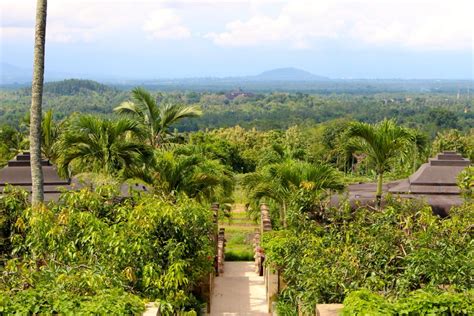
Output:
(0, 0), (192, 43)
(143, 9), (191, 40)
(1, 0), (472, 51)
(206, 0), (474, 51)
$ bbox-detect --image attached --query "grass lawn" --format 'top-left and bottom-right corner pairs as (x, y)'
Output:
(220, 204), (257, 261)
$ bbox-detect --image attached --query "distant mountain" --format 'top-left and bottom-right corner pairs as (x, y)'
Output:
(252, 67), (329, 81)
(0, 63), (103, 85)
(0, 63), (32, 84)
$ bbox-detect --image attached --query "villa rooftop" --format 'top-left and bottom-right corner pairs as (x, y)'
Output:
(0, 153), (73, 201)
(0, 153), (148, 201)
(332, 152), (471, 216)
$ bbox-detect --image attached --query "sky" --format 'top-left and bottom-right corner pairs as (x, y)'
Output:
(1, 0), (473, 79)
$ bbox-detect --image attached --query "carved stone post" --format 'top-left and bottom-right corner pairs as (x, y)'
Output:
(211, 203), (219, 276)
(260, 203), (277, 314)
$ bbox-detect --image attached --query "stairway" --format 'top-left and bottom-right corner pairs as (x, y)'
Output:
(210, 261), (269, 315)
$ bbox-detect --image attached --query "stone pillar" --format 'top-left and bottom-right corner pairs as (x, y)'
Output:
(253, 228), (261, 274)
(217, 228), (226, 274)
(211, 203), (219, 276)
(259, 203), (278, 313)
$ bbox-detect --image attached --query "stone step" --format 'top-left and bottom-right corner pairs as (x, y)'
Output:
(316, 304), (343, 316)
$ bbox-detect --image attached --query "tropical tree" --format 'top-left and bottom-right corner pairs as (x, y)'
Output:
(56, 115), (152, 179)
(29, 0), (48, 205)
(242, 160), (344, 227)
(139, 149), (234, 202)
(0, 125), (28, 160)
(432, 129), (474, 161)
(114, 87), (201, 147)
(346, 119), (414, 206)
(41, 110), (60, 161)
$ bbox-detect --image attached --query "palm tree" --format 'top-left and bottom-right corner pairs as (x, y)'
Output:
(139, 150), (234, 202)
(242, 160), (344, 227)
(29, 0), (48, 205)
(41, 110), (60, 161)
(56, 115), (153, 179)
(346, 119), (414, 206)
(114, 88), (202, 147)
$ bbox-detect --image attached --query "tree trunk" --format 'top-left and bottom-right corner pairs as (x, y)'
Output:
(30, 0), (48, 205)
(376, 172), (383, 208)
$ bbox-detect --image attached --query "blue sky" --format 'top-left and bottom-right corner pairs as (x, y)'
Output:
(1, 0), (473, 79)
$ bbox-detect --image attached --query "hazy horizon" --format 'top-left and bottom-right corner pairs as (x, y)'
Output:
(1, 0), (473, 80)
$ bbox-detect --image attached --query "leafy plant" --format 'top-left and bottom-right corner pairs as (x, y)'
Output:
(0, 187), (215, 314)
(342, 289), (474, 316)
(263, 199), (473, 310)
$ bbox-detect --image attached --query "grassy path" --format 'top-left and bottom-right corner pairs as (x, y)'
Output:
(219, 204), (257, 261)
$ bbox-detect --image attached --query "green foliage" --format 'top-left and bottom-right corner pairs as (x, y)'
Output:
(432, 129), (474, 161)
(56, 115), (153, 178)
(144, 148), (234, 203)
(0, 186), (29, 264)
(0, 288), (144, 315)
(346, 119), (416, 203)
(225, 250), (254, 261)
(341, 290), (397, 315)
(41, 79), (115, 95)
(0, 124), (27, 166)
(457, 166), (474, 201)
(242, 159), (344, 226)
(342, 289), (474, 315)
(41, 109), (61, 160)
(0, 187), (214, 314)
(115, 87), (201, 146)
(263, 199), (474, 311)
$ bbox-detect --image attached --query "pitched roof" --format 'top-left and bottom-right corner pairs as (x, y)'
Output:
(331, 152), (471, 215)
(389, 151), (470, 194)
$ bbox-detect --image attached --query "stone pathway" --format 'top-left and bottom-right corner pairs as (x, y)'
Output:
(210, 261), (270, 316)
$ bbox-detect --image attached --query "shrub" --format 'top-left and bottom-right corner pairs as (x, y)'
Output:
(0, 288), (144, 315)
(342, 289), (474, 315)
(0, 187), (215, 314)
(263, 199), (474, 311)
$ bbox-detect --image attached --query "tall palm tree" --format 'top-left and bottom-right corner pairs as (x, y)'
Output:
(114, 88), (202, 147)
(242, 160), (344, 227)
(346, 119), (414, 206)
(29, 0), (48, 205)
(56, 115), (152, 179)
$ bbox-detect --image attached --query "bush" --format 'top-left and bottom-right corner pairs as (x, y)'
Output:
(263, 199), (474, 311)
(342, 289), (474, 315)
(0, 187), (215, 314)
(341, 290), (396, 315)
(0, 288), (144, 315)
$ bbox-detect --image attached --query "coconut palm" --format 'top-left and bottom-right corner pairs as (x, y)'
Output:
(242, 160), (344, 227)
(56, 115), (153, 179)
(29, 0), (48, 204)
(114, 88), (201, 147)
(346, 119), (414, 206)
